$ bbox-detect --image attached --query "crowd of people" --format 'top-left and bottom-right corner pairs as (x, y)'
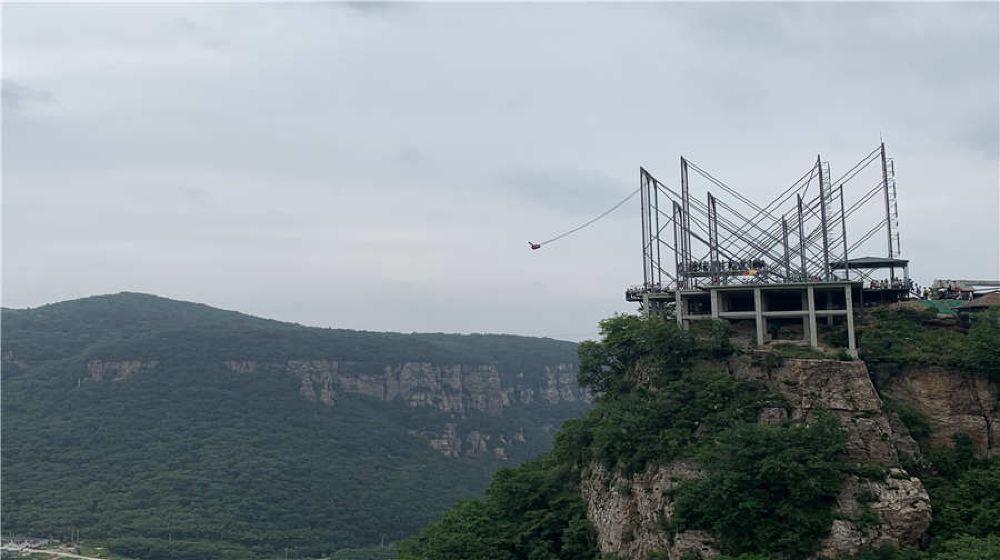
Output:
(867, 277), (916, 293)
(921, 284), (976, 301)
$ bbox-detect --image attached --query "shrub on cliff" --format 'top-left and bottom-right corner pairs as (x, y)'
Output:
(860, 308), (1000, 381)
(961, 309), (1000, 379)
(404, 315), (860, 560)
(577, 314), (695, 396)
(924, 440), (1000, 543)
(553, 367), (774, 473)
(563, 315), (774, 472)
(398, 455), (596, 560)
(672, 415), (848, 559)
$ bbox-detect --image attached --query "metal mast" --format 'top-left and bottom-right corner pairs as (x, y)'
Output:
(880, 142), (895, 281)
(817, 155), (831, 280)
(839, 186), (850, 281)
(680, 157), (691, 288)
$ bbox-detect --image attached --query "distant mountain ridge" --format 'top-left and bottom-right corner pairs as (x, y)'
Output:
(1, 292), (589, 559)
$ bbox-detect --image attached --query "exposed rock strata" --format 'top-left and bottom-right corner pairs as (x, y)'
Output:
(581, 460), (710, 560)
(87, 360), (158, 382)
(730, 356), (900, 465)
(224, 360), (257, 373)
(1, 351), (28, 369)
(584, 357), (932, 560)
(220, 359), (585, 415)
(288, 360), (337, 405)
(89, 358), (582, 458)
(218, 359), (585, 458)
(419, 423), (526, 459)
(882, 366), (999, 458)
(817, 470), (932, 558)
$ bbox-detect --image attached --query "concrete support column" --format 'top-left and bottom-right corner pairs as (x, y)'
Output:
(642, 293), (650, 318)
(807, 286), (819, 349)
(753, 288), (765, 346)
(845, 285), (858, 358)
(801, 290), (810, 343)
(710, 290), (720, 319)
(675, 289), (685, 329)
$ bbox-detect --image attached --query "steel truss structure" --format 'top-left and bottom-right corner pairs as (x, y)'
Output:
(629, 143), (901, 300)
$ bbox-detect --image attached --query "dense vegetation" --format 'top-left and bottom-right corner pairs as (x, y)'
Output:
(403, 315), (863, 560)
(2, 292), (578, 375)
(844, 308), (1000, 560)
(672, 416), (847, 558)
(7, 296), (999, 559)
(859, 307), (1000, 381)
(396, 455), (596, 560)
(404, 310), (1000, 560)
(841, 442), (1000, 560)
(1, 293), (586, 559)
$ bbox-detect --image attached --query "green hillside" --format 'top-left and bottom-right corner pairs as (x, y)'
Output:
(1, 293), (588, 559)
(401, 311), (1000, 560)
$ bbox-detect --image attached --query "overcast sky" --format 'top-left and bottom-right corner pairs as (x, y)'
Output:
(3, 2), (998, 340)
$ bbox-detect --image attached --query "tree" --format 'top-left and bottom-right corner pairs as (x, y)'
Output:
(673, 415), (847, 559)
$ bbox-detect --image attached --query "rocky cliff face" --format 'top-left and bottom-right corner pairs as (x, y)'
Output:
(416, 422), (527, 459)
(880, 366), (998, 458)
(237, 359), (586, 414)
(87, 360), (159, 382)
(731, 356), (902, 465)
(818, 470), (931, 557)
(582, 357), (934, 560)
(279, 359), (585, 459)
(581, 460), (716, 560)
(85, 357), (586, 459)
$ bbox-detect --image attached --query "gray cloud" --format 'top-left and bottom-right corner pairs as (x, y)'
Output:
(343, 2), (408, 15)
(2, 2), (997, 340)
(496, 167), (629, 216)
(1, 79), (54, 110)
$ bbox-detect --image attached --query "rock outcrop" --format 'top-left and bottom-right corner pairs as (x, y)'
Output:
(82, 356), (585, 459)
(881, 366), (999, 458)
(87, 360), (158, 382)
(583, 357), (933, 560)
(288, 360), (337, 405)
(731, 356), (902, 465)
(1, 351), (28, 370)
(218, 358), (586, 459)
(220, 359), (586, 415)
(817, 470), (932, 558)
(419, 423), (526, 459)
(581, 460), (711, 560)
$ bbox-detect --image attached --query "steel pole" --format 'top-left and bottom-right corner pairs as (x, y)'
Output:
(817, 155), (831, 280)
(880, 142), (895, 280)
(839, 186), (850, 281)
(797, 194), (808, 279)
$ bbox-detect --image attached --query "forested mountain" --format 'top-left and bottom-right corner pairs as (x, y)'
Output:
(0, 292), (589, 559)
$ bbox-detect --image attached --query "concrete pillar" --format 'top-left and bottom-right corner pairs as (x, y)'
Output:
(801, 290), (810, 342)
(675, 289), (684, 328)
(807, 286), (818, 349)
(845, 284), (858, 358)
(642, 293), (650, 318)
(710, 289), (720, 319)
(753, 288), (765, 346)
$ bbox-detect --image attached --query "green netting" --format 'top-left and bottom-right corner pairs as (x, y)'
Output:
(919, 299), (964, 315)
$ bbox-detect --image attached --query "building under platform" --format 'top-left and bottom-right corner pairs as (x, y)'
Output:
(632, 281), (859, 356)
